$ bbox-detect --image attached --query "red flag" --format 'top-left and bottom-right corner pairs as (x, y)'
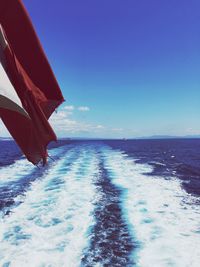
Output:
(0, 95), (49, 164)
(0, 0), (64, 118)
(0, 0), (64, 164)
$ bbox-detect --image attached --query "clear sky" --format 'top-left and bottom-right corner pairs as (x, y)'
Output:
(1, 0), (200, 138)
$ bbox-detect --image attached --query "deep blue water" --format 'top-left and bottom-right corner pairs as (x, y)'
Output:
(105, 139), (200, 197)
(0, 139), (199, 266)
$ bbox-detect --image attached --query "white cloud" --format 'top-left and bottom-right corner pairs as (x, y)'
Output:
(61, 104), (90, 112)
(77, 106), (90, 112)
(49, 109), (99, 137)
(0, 98), (130, 138)
(63, 105), (74, 111)
(49, 109), (129, 138)
(96, 125), (104, 129)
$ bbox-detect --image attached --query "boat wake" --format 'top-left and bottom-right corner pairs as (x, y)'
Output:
(0, 143), (199, 266)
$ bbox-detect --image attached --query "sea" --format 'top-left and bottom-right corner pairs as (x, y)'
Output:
(0, 138), (200, 267)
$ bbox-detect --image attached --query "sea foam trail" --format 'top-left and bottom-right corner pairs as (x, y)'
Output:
(0, 145), (71, 214)
(0, 158), (34, 184)
(0, 145), (68, 184)
(0, 158), (35, 213)
(82, 152), (135, 266)
(0, 144), (98, 267)
(102, 147), (200, 267)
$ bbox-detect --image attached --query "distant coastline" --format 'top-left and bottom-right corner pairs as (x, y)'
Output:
(135, 135), (200, 140)
(1, 135), (200, 141)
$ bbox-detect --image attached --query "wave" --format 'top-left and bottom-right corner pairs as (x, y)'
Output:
(0, 143), (200, 266)
(103, 147), (200, 267)
(0, 144), (98, 267)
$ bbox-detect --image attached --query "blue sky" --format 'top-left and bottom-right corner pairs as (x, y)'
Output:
(1, 0), (200, 138)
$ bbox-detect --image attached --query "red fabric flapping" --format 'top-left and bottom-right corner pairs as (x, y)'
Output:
(0, 0), (65, 164)
(0, 0), (64, 118)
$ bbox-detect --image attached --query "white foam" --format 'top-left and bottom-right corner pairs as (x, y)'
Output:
(0, 145), (99, 267)
(1, 144), (200, 266)
(0, 145), (69, 185)
(103, 147), (200, 267)
(0, 158), (34, 184)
